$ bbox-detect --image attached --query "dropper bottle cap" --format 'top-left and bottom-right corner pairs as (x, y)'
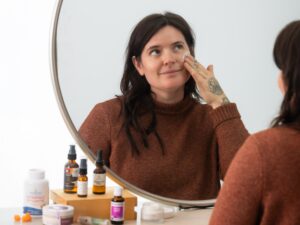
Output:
(68, 145), (76, 160)
(114, 186), (123, 197)
(79, 158), (87, 175)
(96, 150), (104, 165)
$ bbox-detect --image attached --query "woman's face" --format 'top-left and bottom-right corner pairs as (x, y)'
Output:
(133, 25), (191, 101)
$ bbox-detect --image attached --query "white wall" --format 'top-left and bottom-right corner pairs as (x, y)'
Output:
(0, 0), (116, 208)
(0, 0), (299, 208)
(58, 0), (299, 132)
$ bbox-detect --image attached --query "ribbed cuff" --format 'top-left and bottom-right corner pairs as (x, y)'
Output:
(210, 103), (241, 128)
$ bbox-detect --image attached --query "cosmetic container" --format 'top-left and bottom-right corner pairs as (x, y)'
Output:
(23, 169), (49, 216)
(93, 150), (106, 194)
(77, 158), (88, 197)
(64, 145), (79, 193)
(42, 204), (74, 225)
(77, 216), (110, 225)
(110, 186), (125, 224)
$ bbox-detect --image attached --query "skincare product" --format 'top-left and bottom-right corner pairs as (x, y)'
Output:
(135, 202), (177, 224)
(23, 169), (49, 216)
(42, 204), (74, 225)
(93, 150), (106, 194)
(141, 202), (164, 222)
(64, 145), (79, 193)
(77, 216), (110, 225)
(110, 186), (125, 224)
(77, 158), (88, 197)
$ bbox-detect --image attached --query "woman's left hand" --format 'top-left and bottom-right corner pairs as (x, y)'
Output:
(183, 54), (230, 109)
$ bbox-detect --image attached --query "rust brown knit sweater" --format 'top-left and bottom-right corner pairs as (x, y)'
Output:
(79, 97), (248, 200)
(210, 126), (300, 224)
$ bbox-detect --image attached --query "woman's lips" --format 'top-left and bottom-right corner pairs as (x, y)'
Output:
(159, 68), (183, 75)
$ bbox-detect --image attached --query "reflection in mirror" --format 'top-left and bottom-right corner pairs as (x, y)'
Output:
(78, 12), (249, 200)
(55, 0), (299, 203)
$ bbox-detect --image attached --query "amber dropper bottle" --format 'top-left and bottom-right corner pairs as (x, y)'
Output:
(64, 145), (79, 193)
(77, 158), (88, 197)
(93, 150), (106, 194)
(110, 186), (125, 224)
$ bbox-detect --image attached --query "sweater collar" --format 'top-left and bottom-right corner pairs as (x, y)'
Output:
(153, 96), (195, 114)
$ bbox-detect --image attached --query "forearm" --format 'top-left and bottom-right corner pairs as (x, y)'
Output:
(210, 103), (249, 178)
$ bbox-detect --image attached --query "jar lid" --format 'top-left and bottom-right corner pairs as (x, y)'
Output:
(28, 169), (45, 179)
(42, 204), (74, 218)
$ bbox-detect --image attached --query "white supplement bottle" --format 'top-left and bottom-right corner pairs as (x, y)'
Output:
(23, 169), (49, 216)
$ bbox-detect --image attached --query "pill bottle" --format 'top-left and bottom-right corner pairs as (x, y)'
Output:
(23, 169), (49, 216)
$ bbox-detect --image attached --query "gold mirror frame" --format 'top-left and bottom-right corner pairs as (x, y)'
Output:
(49, 0), (216, 207)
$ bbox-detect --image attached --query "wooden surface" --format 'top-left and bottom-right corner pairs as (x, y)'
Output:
(0, 207), (212, 225)
(50, 187), (137, 220)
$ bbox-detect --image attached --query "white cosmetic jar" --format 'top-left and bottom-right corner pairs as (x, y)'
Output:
(141, 202), (164, 222)
(42, 204), (74, 225)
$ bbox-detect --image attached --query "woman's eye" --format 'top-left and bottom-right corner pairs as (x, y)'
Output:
(174, 44), (184, 51)
(149, 49), (160, 56)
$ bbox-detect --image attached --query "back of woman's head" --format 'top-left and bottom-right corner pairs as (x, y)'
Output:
(272, 20), (300, 128)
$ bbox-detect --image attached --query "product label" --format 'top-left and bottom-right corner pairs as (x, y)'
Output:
(64, 167), (79, 190)
(23, 206), (42, 216)
(77, 181), (88, 195)
(72, 168), (79, 178)
(93, 174), (106, 186)
(110, 201), (125, 222)
(43, 215), (73, 225)
(23, 183), (49, 215)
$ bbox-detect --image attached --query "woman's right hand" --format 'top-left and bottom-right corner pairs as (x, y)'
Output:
(183, 54), (230, 109)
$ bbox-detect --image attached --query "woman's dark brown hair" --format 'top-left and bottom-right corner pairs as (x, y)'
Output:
(119, 12), (201, 155)
(271, 20), (300, 128)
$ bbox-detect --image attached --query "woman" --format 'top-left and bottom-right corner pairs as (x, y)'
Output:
(79, 12), (248, 200)
(209, 21), (300, 224)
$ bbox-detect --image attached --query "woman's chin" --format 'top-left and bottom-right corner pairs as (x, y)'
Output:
(163, 77), (189, 89)
(160, 82), (186, 92)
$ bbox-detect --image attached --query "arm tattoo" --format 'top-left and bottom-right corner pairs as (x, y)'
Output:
(208, 77), (223, 95)
(221, 96), (230, 105)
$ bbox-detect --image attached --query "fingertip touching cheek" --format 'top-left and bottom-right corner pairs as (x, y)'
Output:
(181, 51), (191, 63)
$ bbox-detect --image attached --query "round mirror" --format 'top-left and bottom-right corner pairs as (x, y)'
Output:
(50, 0), (299, 207)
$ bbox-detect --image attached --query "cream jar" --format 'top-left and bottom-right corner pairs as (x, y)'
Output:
(42, 204), (74, 225)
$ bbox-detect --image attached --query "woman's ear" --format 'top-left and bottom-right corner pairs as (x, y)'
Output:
(277, 71), (286, 95)
(132, 56), (145, 76)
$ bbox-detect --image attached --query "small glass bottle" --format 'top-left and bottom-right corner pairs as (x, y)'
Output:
(64, 145), (79, 193)
(93, 150), (106, 194)
(110, 186), (125, 225)
(77, 158), (88, 197)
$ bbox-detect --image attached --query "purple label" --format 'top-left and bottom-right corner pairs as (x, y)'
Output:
(111, 203), (124, 221)
(61, 217), (73, 225)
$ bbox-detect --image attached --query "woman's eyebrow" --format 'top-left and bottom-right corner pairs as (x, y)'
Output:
(146, 41), (185, 52)
(171, 41), (185, 46)
(146, 45), (160, 52)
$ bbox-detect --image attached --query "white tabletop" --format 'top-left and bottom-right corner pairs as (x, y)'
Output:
(0, 207), (212, 225)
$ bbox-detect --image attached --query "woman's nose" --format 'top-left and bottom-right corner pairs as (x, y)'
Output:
(162, 50), (177, 65)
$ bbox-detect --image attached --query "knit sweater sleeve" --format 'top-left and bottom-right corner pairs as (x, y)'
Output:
(209, 103), (249, 178)
(78, 103), (111, 165)
(209, 135), (263, 225)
